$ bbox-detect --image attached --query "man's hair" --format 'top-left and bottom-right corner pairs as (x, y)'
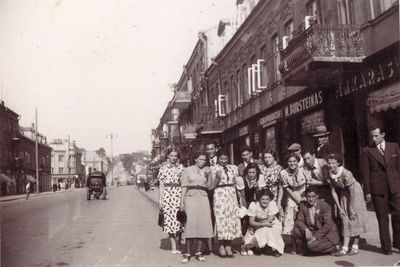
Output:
(302, 148), (316, 156)
(239, 145), (252, 154)
(204, 139), (218, 147)
(305, 185), (319, 195)
(368, 124), (385, 134)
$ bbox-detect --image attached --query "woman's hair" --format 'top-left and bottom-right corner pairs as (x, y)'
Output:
(192, 150), (207, 160)
(285, 152), (300, 163)
(243, 162), (260, 179)
(217, 148), (229, 158)
(256, 188), (274, 201)
(261, 149), (277, 161)
(326, 153), (342, 165)
(165, 148), (180, 158)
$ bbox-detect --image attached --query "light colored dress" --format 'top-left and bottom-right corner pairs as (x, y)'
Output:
(258, 162), (282, 201)
(158, 162), (184, 234)
(181, 165), (214, 238)
(212, 164), (242, 240)
(328, 167), (368, 237)
(280, 167), (307, 235)
(244, 201), (285, 254)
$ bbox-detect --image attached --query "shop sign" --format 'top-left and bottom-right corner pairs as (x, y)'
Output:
(259, 109), (283, 128)
(336, 52), (400, 98)
(239, 126), (249, 137)
(284, 91), (323, 118)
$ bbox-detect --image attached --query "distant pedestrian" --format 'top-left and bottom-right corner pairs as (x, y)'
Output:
(362, 126), (400, 255)
(180, 151), (214, 264)
(25, 182), (31, 200)
(327, 153), (368, 256)
(52, 183), (57, 192)
(157, 148), (184, 254)
(65, 182), (68, 191)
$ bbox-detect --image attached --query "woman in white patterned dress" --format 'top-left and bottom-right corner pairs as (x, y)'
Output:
(211, 149), (243, 258)
(158, 148), (184, 254)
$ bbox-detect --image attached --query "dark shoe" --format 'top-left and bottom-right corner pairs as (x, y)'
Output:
(383, 250), (392, 255)
(272, 250), (282, 257)
(195, 252), (205, 262)
(181, 254), (190, 264)
(332, 248), (347, 256)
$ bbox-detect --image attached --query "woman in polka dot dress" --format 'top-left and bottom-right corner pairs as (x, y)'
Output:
(158, 148), (184, 254)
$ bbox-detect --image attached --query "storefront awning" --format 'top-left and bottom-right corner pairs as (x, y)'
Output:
(0, 173), (12, 183)
(27, 175), (37, 183)
(367, 83), (400, 113)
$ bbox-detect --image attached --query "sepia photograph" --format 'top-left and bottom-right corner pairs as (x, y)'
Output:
(1, 0), (399, 266)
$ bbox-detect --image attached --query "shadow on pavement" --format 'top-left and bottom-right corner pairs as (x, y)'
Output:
(334, 260), (356, 266)
(359, 243), (382, 254)
(159, 238), (171, 251)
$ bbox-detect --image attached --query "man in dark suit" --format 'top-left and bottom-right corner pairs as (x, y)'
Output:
(204, 140), (218, 167)
(313, 125), (331, 159)
(293, 186), (340, 255)
(362, 126), (400, 255)
(237, 145), (260, 177)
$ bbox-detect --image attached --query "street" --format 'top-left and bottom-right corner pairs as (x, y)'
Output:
(0, 186), (399, 267)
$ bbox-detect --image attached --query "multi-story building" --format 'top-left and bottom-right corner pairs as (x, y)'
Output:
(50, 139), (85, 187)
(81, 149), (109, 175)
(152, 0), (399, 179)
(0, 101), (52, 195)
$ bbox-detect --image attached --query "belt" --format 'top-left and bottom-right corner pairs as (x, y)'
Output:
(185, 185), (208, 192)
(164, 183), (180, 187)
(216, 184), (235, 188)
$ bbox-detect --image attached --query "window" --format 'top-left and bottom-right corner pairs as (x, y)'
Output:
(230, 75), (236, 109)
(59, 155), (64, 162)
(284, 20), (294, 38)
(260, 45), (268, 88)
(307, 0), (318, 17)
(380, 0), (396, 13)
(51, 168), (53, 174)
(337, 0), (355, 24)
(236, 69), (243, 106)
(272, 35), (280, 82)
(59, 167), (64, 174)
(243, 64), (249, 100)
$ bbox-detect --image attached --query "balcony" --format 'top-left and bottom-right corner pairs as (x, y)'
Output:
(197, 107), (224, 135)
(279, 24), (365, 85)
(171, 90), (191, 110)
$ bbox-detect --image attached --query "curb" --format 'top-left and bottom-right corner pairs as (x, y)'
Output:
(0, 188), (85, 203)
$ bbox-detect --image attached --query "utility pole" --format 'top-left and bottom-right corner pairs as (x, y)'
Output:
(35, 108), (39, 194)
(67, 135), (70, 186)
(110, 133), (113, 186)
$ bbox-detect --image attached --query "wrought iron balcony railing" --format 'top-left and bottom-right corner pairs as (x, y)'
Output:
(279, 24), (365, 76)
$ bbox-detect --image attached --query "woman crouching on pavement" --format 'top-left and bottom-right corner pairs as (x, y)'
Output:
(180, 151), (214, 264)
(157, 148), (184, 254)
(244, 189), (285, 257)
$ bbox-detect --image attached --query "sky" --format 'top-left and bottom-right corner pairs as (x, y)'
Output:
(0, 0), (235, 155)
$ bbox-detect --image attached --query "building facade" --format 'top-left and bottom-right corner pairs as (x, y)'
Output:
(151, 0), (399, 181)
(50, 139), (85, 188)
(81, 149), (109, 175)
(0, 101), (52, 195)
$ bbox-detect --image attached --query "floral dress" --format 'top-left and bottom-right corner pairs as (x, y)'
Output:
(259, 162), (282, 201)
(328, 167), (368, 237)
(280, 167), (307, 235)
(212, 164), (242, 240)
(157, 163), (184, 234)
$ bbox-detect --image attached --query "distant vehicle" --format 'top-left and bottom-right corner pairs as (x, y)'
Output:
(86, 172), (107, 200)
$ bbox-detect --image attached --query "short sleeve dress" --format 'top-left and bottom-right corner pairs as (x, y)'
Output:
(181, 165), (214, 239)
(157, 163), (184, 234)
(258, 162), (282, 201)
(328, 167), (368, 237)
(244, 201), (284, 253)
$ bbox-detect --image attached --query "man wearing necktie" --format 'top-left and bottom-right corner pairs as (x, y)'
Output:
(362, 126), (400, 255)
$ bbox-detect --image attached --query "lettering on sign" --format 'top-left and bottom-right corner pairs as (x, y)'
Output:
(239, 126), (248, 137)
(259, 109), (283, 128)
(336, 54), (400, 97)
(284, 91), (323, 117)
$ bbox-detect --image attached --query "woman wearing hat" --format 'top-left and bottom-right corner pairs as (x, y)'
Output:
(313, 125), (331, 159)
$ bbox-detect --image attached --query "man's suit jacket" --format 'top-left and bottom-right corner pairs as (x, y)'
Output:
(315, 144), (331, 159)
(237, 159), (261, 177)
(295, 200), (340, 244)
(362, 142), (400, 195)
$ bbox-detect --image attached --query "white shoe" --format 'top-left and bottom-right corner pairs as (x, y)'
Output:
(172, 250), (181, 254)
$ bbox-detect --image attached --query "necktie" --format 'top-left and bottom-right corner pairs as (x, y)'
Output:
(379, 144), (385, 156)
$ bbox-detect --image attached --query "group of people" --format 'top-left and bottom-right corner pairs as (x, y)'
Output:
(156, 125), (400, 263)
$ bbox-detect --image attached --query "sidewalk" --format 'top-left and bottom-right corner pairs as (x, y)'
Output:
(0, 188), (86, 202)
(137, 187), (392, 254)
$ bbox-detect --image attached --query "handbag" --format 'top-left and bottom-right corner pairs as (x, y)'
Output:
(158, 209), (164, 228)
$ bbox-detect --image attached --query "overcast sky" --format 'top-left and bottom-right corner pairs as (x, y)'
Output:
(0, 0), (235, 155)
